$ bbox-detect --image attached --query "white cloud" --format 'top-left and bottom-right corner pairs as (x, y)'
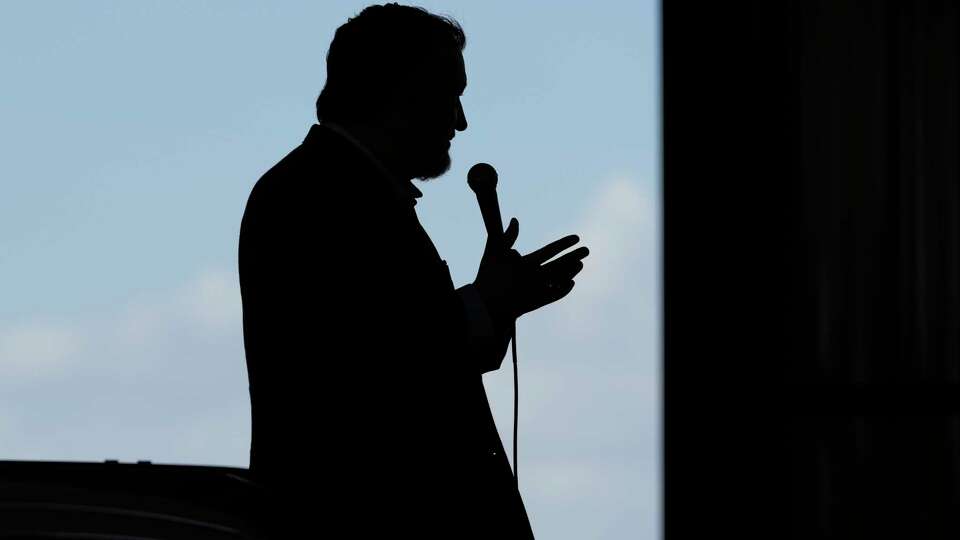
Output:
(178, 267), (243, 333)
(0, 322), (85, 380)
(0, 268), (244, 380)
(548, 173), (657, 339)
(0, 268), (249, 465)
(113, 295), (169, 350)
(574, 174), (653, 295)
(112, 268), (242, 350)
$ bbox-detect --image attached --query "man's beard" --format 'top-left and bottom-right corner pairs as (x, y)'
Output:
(411, 145), (452, 181)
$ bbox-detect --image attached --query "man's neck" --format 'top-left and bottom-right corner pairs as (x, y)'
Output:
(328, 120), (410, 182)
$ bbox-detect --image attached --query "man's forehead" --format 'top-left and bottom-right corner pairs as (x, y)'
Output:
(450, 53), (466, 90)
(417, 49), (466, 89)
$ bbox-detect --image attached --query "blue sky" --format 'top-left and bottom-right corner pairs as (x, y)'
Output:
(0, 2), (658, 539)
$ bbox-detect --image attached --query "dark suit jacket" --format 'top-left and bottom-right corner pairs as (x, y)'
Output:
(238, 124), (535, 538)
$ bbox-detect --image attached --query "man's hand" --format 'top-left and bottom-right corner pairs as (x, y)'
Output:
(514, 229), (589, 317)
(473, 217), (589, 326)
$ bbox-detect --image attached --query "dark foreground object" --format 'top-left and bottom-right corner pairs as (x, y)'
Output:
(0, 460), (269, 539)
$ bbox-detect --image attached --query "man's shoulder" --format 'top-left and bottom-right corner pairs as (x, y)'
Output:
(246, 125), (384, 213)
(243, 135), (330, 219)
(239, 125), (402, 249)
(251, 138), (321, 201)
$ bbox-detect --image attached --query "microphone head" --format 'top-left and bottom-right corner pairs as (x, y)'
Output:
(467, 162), (498, 193)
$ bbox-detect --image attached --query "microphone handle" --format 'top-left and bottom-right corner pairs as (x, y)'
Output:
(475, 189), (505, 251)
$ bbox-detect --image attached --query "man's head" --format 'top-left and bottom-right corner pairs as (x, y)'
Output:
(317, 3), (468, 181)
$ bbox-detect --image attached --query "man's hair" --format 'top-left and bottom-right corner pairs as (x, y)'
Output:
(316, 3), (466, 124)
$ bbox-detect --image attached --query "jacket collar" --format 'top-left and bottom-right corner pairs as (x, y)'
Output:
(306, 121), (424, 207)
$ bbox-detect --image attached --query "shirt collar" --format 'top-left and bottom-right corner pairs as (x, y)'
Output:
(314, 120), (424, 207)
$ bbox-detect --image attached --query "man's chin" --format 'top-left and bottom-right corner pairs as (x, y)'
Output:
(413, 154), (452, 181)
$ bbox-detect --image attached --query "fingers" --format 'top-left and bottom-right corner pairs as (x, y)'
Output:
(525, 235), (586, 266)
(526, 247), (589, 285)
(518, 237), (588, 298)
(484, 217), (520, 251)
(547, 247), (588, 268)
(533, 258), (583, 288)
(504, 217), (519, 249)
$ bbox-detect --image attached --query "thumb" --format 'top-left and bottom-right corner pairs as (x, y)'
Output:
(504, 217), (519, 248)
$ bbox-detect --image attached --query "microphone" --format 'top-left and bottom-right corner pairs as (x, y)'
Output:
(467, 163), (505, 249)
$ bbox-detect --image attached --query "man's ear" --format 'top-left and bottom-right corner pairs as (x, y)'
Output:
(354, 96), (388, 125)
(380, 96), (421, 141)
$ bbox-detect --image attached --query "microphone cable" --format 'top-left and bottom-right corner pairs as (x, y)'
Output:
(511, 321), (519, 488)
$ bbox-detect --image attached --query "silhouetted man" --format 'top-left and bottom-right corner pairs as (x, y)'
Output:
(239, 4), (588, 537)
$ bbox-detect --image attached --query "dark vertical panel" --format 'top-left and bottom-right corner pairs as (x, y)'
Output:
(663, 1), (800, 537)
(789, 0), (960, 535)
(666, 0), (960, 538)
